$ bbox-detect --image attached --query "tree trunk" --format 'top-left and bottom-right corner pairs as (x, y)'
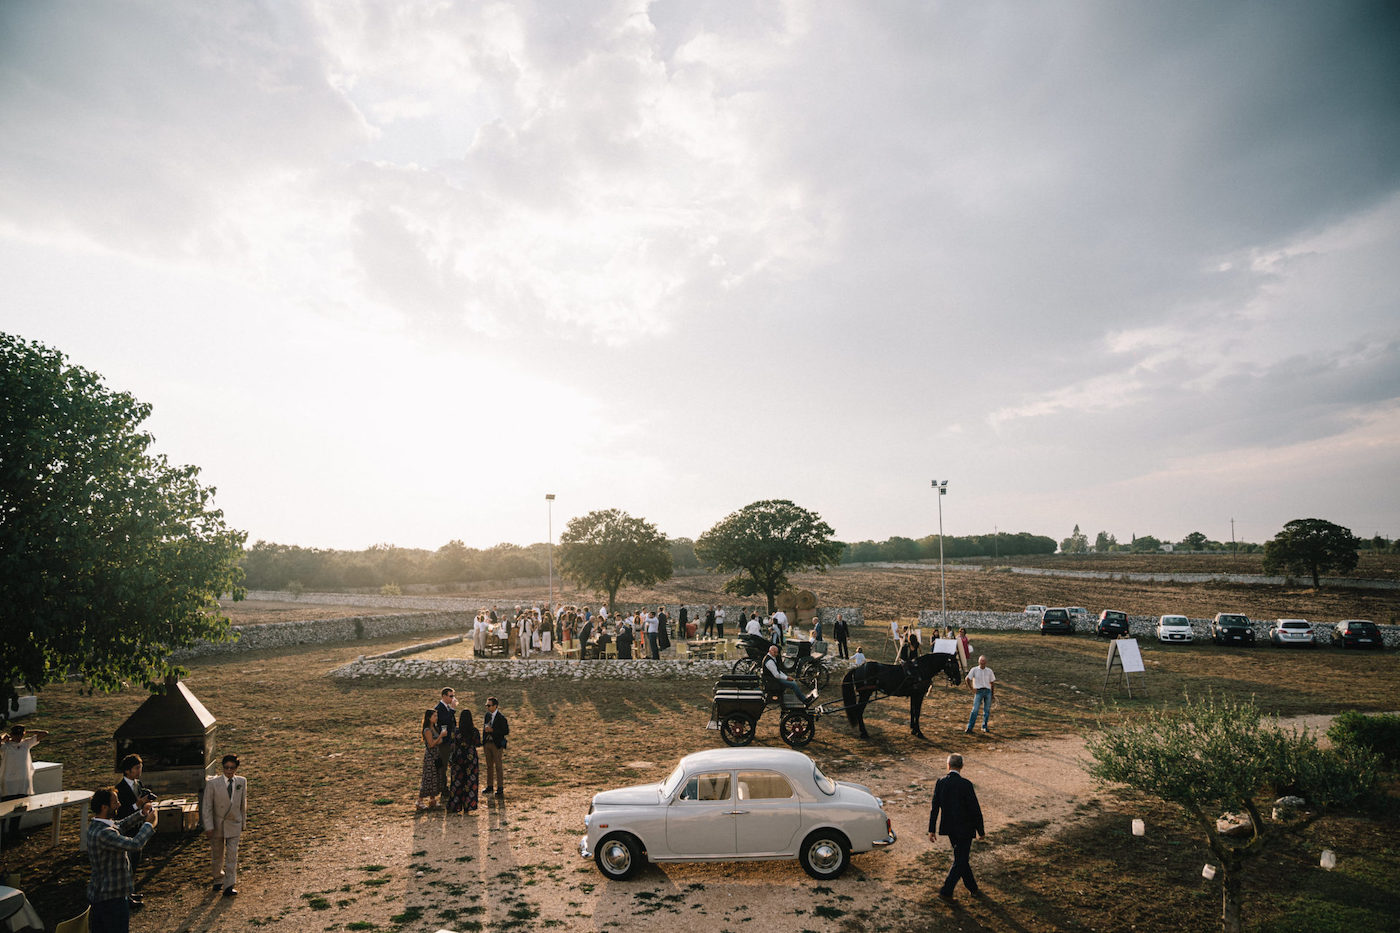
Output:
(1221, 869), (1243, 933)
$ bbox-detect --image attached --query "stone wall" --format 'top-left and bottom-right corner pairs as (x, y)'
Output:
(331, 657), (856, 682)
(172, 611), (472, 659)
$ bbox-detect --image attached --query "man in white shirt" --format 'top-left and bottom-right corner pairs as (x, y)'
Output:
(645, 611), (660, 659)
(965, 656), (997, 733)
(746, 614), (762, 637)
(714, 606), (726, 638)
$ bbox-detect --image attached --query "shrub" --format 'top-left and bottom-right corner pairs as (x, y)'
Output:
(1328, 711), (1400, 769)
(379, 582), (402, 596)
(285, 579), (304, 597)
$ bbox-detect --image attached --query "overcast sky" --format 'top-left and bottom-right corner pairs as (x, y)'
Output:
(3, 1), (1398, 551)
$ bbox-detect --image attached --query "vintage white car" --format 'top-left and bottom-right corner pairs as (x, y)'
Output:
(580, 747), (895, 881)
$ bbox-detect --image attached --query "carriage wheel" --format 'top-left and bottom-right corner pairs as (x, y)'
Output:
(720, 712), (757, 746)
(804, 659), (831, 690)
(779, 709), (816, 748)
(731, 657), (760, 677)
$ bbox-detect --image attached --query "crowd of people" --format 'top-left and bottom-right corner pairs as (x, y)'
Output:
(416, 688), (508, 811)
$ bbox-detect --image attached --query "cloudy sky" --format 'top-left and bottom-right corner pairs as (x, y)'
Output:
(3, 1), (1398, 551)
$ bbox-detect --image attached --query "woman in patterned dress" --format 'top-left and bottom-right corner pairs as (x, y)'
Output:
(416, 709), (445, 810)
(445, 709), (481, 813)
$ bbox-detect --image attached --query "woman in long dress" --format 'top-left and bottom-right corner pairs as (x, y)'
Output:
(445, 709), (481, 814)
(416, 709), (445, 810)
(540, 612), (553, 654)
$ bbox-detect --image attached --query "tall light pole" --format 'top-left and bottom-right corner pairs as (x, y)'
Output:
(932, 480), (948, 630)
(546, 493), (556, 611)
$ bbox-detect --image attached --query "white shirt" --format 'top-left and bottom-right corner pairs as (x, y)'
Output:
(773, 610), (787, 628)
(746, 618), (761, 636)
(715, 608), (725, 623)
(1, 737), (39, 796)
(851, 651), (866, 665)
(967, 665), (997, 690)
(645, 614), (658, 633)
(763, 655), (790, 682)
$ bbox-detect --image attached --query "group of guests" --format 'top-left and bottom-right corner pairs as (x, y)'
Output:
(417, 688), (509, 811)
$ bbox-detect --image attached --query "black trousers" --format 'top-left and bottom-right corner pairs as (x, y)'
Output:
(940, 834), (978, 895)
(836, 635), (849, 658)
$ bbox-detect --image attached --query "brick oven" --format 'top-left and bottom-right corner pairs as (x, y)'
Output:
(112, 675), (217, 795)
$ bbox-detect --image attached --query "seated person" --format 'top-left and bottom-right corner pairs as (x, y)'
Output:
(615, 622), (634, 659)
(593, 624), (612, 658)
(763, 644), (814, 705)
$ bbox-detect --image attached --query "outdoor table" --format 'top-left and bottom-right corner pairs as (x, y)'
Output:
(686, 640), (720, 660)
(0, 887), (42, 932)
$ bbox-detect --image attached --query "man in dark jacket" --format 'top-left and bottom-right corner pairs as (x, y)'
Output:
(928, 753), (986, 900)
(482, 697), (510, 798)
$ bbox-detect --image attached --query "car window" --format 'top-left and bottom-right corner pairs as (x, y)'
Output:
(661, 762), (687, 798)
(811, 764), (836, 796)
(736, 771), (795, 801)
(678, 771), (732, 801)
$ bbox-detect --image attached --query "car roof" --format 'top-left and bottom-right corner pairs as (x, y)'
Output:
(677, 747), (815, 774)
(1339, 619), (1375, 625)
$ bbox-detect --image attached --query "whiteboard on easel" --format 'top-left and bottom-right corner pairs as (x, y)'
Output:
(1110, 638), (1144, 673)
(933, 638), (958, 655)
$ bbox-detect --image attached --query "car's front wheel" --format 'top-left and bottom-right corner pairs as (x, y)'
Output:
(595, 832), (646, 880)
(798, 829), (850, 879)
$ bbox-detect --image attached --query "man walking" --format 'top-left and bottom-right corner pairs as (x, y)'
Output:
(202, 754), (247, 896)
(965, 655), (996, 734)
(87, 786), (157, 932)
(482, 697), (509, 798)
(928, 753), (985, 901)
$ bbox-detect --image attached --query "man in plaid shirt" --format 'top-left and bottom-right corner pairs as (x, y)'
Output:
(86, 786), (156, 932)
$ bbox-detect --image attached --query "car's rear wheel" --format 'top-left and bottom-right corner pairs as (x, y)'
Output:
(595, 832), (645, 880)
(798, 829), (850, 879)
(720, 712), (757, 746)
(779, 709), (815, 747)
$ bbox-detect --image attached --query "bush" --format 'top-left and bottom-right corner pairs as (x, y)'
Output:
(285, 580), (304, 597)
(379, 583), (402, 596)
(1328, 711), (1400, 769)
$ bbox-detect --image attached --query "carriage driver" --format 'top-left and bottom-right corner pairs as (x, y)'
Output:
(764, 644), (817, 706)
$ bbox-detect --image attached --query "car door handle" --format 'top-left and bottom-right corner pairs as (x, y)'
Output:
(728, 810), (748, 815)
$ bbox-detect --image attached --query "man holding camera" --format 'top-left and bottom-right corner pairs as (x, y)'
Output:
(87, 785), (157, 932)
(114, 754), (149, 909)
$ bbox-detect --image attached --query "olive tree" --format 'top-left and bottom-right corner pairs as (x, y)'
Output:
(1, 333), (246, 707)
(694, 499), (842, 612)
(1262, 518), (1360, 588)
(1087, 695), (1377, 933)
(556, 509), (672, 616)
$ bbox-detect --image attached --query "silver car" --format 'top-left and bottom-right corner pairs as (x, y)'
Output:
(580, 747), (895, 881)
(1270, 619), (1317, 647)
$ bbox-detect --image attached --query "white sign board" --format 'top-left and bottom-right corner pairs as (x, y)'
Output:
(1112, 638), (1145, 673)
(933, 638), (959, 655)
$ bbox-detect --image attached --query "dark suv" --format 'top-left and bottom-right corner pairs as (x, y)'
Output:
(1334, 620), (1382, 650)
(1095, 610), (1129, 638)
(1040, 608), (1074, 635)
(1211, 613), (1256, 646)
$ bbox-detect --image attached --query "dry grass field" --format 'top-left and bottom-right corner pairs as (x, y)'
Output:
(8, 562), (1400, 932)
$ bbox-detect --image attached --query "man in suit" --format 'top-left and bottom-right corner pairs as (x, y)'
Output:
(481, 697), (509, 798)
(114, 754), (149, 908)
(928, 753), (986, 900)
(834, 614), (850, 659)
(202, 754), (248, 896)
(433, 688), (458, 792)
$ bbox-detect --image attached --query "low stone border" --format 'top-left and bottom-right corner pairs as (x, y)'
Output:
(334, 658), (743, 681)
(369, 635), (464, 660)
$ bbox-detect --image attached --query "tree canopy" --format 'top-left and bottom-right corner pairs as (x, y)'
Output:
(1087, 695), (1376, 932)
(556, 509), (672, 615)
(0, 333), (246, 705)
(1262, 518), (1361, 587)
(694, 499), (842, 611)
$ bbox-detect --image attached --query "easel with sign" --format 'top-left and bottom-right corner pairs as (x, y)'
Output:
(1104, 638), (1145, 698)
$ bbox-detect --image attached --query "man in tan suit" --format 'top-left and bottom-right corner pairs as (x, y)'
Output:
(202, 754), (247, 896)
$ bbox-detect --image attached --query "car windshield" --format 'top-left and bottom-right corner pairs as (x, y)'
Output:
(661, 761), (687, 798)
(1162, 617), (1187, 625)
(812, 763), (836, 796)
(1219, 615), (1247, 625)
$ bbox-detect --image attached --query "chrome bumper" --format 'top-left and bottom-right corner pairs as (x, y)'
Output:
(579, 835), (592, 859)
(872, 830), (897, 848)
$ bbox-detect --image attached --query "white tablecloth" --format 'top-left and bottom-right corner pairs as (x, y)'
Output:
(0, 887), (43, 932)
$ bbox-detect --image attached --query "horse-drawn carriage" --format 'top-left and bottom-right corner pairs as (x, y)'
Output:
(708, 673), (819, 748)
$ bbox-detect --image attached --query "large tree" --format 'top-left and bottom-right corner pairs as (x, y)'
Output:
(556, 509), (672, 615)
(1087, 696), (1377, 933)
(1, 333), (246, 706)
(1262, 518), (1360, 588)
(694, 499), (842, 611)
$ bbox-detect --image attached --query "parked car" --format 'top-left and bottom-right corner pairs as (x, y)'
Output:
(1269, 619), (1316, 647)
(580, 747), (895, 881)
(1155, 615), (1193, 643)
(1024, 604), (1048, 617)
(1333, 620), (1382, 650)
(1095, 610), (1130, 639)
(1040, 608), (1074, 635)
(1211, 613), (1256, 646)
(1065, 607), (1090, 625)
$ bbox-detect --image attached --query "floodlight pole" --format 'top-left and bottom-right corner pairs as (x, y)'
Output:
(546, 493), (556, 611)
(932, 480), (948, 630)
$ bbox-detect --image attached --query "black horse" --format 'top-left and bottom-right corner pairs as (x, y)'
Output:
(840, 652), (962, 739)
